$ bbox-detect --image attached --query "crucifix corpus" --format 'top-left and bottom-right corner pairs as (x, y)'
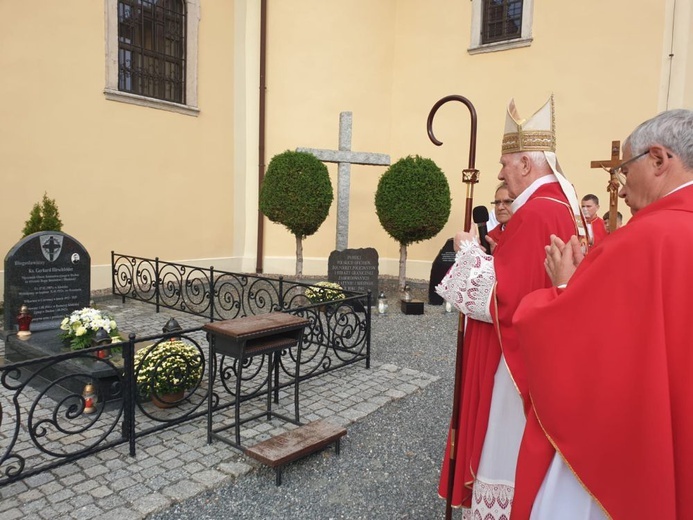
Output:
(297, 111), (390, 251)
(590, 140), (622, 233)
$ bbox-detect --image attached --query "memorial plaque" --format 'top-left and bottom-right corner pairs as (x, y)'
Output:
(328, 247), (379, 296)
(4, 231), (91, 331)
(428, 238), (456, 305)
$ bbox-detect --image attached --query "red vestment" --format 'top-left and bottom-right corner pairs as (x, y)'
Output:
(589, 215), (608, 246)
(438, 181), (578, 507)
(487, 225), (504, 244)
(511, 185), (693, 519)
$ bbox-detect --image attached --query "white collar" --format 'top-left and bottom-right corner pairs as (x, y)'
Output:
(511, 174), (559, 213)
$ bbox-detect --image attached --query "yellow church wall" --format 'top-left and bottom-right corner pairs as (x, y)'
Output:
(262, 0), (682, 282)
(0, 1), (238, 295)
(262, 0), (399, 276)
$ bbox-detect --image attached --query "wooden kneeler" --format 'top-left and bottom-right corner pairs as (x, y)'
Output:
(244, 419), (347, 485)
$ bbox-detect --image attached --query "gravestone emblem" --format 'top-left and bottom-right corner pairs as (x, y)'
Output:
(41, 235), (63, 262)
(297, 111), (390, 251)
(4, 231), (91, 332)
(328, 248), (379, 297)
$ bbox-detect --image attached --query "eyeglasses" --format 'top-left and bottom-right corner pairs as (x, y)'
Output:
(608, 149), (673, 186)
(491, 199), (514, 207)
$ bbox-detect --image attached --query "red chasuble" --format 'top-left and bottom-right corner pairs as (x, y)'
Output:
(590, 215), (608, 246)
(438, 181), (578, 507)
(512, 185), (693, 520)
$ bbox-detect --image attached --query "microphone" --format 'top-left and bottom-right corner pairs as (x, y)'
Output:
(473, 205), (491, 255)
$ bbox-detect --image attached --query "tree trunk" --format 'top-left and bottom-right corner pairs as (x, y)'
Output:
(295, 235), (303, 279)
(399, 243), (407, 290)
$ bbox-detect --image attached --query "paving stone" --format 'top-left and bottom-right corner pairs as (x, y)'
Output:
(97, 507), (137, 520)
(90, 485), (114, 499)
(70, 504), (105, 520)
(0, 481), (29, 499)
(190, 469), (227, 487)
(20, 496), (48, 513)
(48, 489), (75, 504)
(23, 472), (55, 487)
(130, 492), (171, 516)
(84, 465), (110, 478)
(72, 479), (100, 494)
(36, 480), (62, 495)
(0, 507), (23, 520)
(61, 472), (88, 487)
(160, 479), (205, 501)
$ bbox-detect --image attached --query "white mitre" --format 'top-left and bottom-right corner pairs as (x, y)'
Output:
(502, 95), (587, 242)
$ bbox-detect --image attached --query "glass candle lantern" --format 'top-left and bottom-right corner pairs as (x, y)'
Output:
(377, 292), (389, 315)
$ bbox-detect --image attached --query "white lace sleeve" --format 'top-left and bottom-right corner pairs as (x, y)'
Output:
(435, 240), (495, 323)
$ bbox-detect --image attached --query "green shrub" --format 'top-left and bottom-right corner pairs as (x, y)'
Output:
(375, 155), (451, 288)
(259, 150), (334, 277)
(22, 192), (63, 237)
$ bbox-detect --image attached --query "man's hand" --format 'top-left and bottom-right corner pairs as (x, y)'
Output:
(454, 230), (477, 251)
(487, 234), (498, 254)
(544, 235), (584, 286)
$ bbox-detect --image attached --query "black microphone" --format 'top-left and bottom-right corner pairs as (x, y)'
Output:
(473, 205), (491, 255)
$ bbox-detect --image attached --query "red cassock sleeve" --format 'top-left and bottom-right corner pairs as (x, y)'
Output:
(512, 190), (693, 520)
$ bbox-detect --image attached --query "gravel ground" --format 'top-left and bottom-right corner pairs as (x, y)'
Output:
(149, 278), (463, 520)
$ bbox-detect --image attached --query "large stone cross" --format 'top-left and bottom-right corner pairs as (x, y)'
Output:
(297, 111), (390, 251)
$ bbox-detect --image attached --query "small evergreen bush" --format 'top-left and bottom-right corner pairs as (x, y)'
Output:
(259, 150), (334, 277)
(375, 155), (451, 288)
(22, 192), (63, 237)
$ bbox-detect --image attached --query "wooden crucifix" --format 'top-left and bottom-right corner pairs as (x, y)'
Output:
(590, 140), (622, 233)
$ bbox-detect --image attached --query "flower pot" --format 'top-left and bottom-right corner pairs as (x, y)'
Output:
(151, 390), (185, 409)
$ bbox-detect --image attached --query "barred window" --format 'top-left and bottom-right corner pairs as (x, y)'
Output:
(482, 0), (523, 45)
(118, 0), (186, 104)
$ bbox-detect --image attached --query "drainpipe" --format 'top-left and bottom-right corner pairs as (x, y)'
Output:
(256, 0), (267, 273)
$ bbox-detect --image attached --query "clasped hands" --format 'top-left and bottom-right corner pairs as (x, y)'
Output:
(544, 234), (584, 287)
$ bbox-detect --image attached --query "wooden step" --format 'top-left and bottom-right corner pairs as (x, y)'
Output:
(244, 419), (347, 485)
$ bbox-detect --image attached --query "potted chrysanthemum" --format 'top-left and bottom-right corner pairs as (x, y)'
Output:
(134, 339), (204, 408)
(304, 281), (345, 312)
(59, 307), (119, 350)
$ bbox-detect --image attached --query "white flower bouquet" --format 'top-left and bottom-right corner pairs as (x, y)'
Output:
(305, 281), (345, 304)
(59, 307), (119, 350)
(134, 340), (203, 399)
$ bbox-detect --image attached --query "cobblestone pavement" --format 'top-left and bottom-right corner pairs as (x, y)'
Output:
(0, 286), (459, 520)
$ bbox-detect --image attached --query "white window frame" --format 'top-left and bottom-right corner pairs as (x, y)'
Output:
(104, 0), (200, 116)
(468, 0), (534, 55)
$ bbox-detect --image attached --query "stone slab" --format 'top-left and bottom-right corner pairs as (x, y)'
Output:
(3, 231), (91, 332)
(328, 247), (378, 297)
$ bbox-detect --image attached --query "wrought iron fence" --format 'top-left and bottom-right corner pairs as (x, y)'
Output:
(0, 255), (372, 486)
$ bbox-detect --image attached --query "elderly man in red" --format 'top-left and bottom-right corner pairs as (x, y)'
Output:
(436, 96), (587, 519)
(512, 108), (693, 519)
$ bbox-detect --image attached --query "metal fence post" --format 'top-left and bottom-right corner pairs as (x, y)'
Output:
(122, 333), (137, 457)
(209, 266), (216, 322)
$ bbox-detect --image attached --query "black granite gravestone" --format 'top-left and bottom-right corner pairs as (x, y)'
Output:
(3, 231), (91, 332)
(428, 238), (456, 305)
(328, 248), (378, 297)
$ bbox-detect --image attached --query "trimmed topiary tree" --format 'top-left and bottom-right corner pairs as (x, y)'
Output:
(22, 192), (63, 237)
(375, 155), (451, 290)
(259, 150), (334, 277)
